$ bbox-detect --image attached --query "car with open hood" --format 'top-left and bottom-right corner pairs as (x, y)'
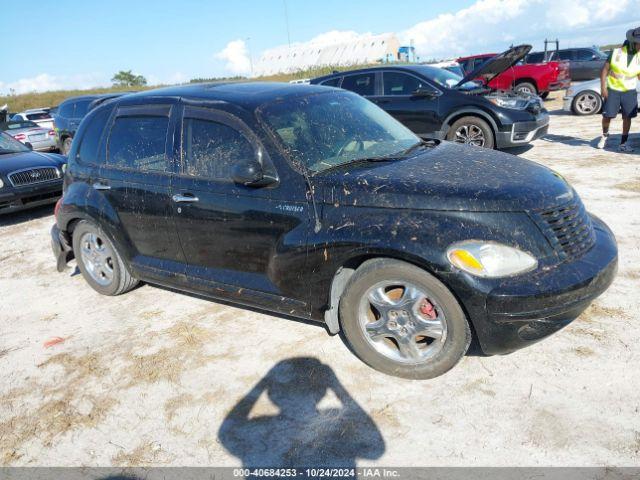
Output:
(311, 46), (549, 150)
(0, 131), (66, 214)
(50, 83), (617, 379)
(458, 44), (571, 97)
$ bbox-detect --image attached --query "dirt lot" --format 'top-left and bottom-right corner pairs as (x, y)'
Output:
(1, 94), (639, 467)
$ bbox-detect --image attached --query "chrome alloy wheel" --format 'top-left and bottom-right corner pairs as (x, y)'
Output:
(358, 281), (447, 364)
(454, 124), (486, 147)
(79, 232), (115, 286)
(575, 92), (600, 114)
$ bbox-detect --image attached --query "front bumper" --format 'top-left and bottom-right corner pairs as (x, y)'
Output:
(496, 113), (550, 148)
(450, 216), (618, 355)
(0, 180), (62, 215)
(51, 224), (74, 272)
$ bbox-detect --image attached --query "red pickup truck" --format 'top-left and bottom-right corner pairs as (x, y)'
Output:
(458, 49), (570, 97)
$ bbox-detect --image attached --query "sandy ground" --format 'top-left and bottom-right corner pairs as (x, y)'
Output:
(1, 94), (639, 467)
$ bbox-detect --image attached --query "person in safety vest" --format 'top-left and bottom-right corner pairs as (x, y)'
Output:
(598, 28), (640, 152)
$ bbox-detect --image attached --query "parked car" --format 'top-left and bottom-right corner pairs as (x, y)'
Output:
(11, 108), (55, 130)
(458, 46), (571, 97)
(54, 94), (124, 155)
(0, 131), (66, 214)
(311, 47), (549, 150)
(563, 79), (640, 115)
(1, 120), (57, 152)
(526, 47), (608, 82)
(50, 83), (617, 379)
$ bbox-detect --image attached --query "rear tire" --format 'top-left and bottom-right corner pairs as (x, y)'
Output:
(339, 259), (471, 379)
(515, 81), (537, 96)
(446, 116), (495, 149)
(72, 220), (139, 296)
(61, 137), (73, 156)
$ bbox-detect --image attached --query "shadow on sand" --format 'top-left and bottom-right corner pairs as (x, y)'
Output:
(218, 357), (385, 469)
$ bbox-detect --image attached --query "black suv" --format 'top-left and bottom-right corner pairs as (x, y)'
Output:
(51, 83), (617, 379)
(311, 54), (549, 151)
(526, 47), (607, 81)
(54, 94), (124, 155)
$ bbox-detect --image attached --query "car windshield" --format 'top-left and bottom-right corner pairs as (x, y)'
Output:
(1, 120), (39, 131)
(0, 131), (30, 154)
(412, 65), (479, 91)
(260, 91), (420, 173)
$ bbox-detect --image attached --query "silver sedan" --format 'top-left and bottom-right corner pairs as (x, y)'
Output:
(563, 79), (640, 115)
(0, 120), (57, 152)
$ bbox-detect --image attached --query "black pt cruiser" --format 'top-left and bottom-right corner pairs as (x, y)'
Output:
(51, 83), (617, 379)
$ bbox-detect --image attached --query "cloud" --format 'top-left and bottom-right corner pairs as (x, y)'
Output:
(213, 0), (640, 75)
(0, 73), (109, 96)
(401, 0), (639, 59)
(215, 39), (252, 75)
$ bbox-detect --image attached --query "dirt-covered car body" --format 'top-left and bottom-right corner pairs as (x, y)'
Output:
(51, 83), (617, 359)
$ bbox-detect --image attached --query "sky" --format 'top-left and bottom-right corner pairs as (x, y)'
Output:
(1, 0), (640, 95)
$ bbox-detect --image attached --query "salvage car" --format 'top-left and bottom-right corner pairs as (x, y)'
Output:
(312, 46), (549, 150)
(0, 131), (66, 214)
(563, 79), (640, 116)
(1, 120), (57, 152)
(527, 47), (607, 82)
(51, 83), (617, 379)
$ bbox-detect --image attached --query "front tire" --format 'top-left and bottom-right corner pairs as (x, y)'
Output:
(446, 116), (495, 149)
(572, 90), (602, 116)
(339, 259), (471, 379)
(72, 220), (139, 296)
(515, 81), (537, 96)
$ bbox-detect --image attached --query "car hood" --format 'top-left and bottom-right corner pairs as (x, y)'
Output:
(315, 141), (574, 212)
(0, 151), (66, 174)
(456, 44), (532, 88)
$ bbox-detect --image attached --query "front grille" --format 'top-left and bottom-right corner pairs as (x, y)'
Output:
(534, 198), (595, 261)
(8, 167), (60, 187)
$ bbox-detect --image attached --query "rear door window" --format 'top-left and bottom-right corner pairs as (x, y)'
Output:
(57, 102), (74, 118)
(107, 111), (169, 172)
(576, 49), (595, 61)
(73, 99), (94, 119)
(182, 117), (255, 181)
(341, 73), (376, 96)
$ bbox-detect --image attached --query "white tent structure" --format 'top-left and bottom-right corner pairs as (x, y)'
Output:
(254, 33), (400, 77)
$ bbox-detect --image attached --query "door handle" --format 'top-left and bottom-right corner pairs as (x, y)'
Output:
(92, 182), (111, 191)
(172, 193), (199, 203)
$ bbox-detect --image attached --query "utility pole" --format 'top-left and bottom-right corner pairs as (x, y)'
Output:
(246, 36), (254, 77)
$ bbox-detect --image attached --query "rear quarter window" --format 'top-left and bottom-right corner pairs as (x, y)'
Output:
(320, 77), (342, 87)
(75, 105), (115, 166)
(57, 102), (74, 118)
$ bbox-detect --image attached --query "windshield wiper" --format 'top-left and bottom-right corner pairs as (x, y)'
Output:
(317, 155), (398, 174)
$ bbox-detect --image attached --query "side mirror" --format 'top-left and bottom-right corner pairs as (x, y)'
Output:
(25, 142), (33, 151)
(232, 159), (278, 187)
(412, 87), (440, 98)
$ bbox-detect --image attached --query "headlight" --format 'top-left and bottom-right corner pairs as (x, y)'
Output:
(566, 87), (575, 97)
(61, 163), (67, 174)
(0, 178), (3, 189)
(487, 96), (528, 110)
(447, 241), (537, 278)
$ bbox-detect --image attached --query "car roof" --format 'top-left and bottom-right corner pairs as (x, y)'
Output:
(312, 64), (452, 83)
(118, 82), (337, 110)
(61, 93), (122, 104)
